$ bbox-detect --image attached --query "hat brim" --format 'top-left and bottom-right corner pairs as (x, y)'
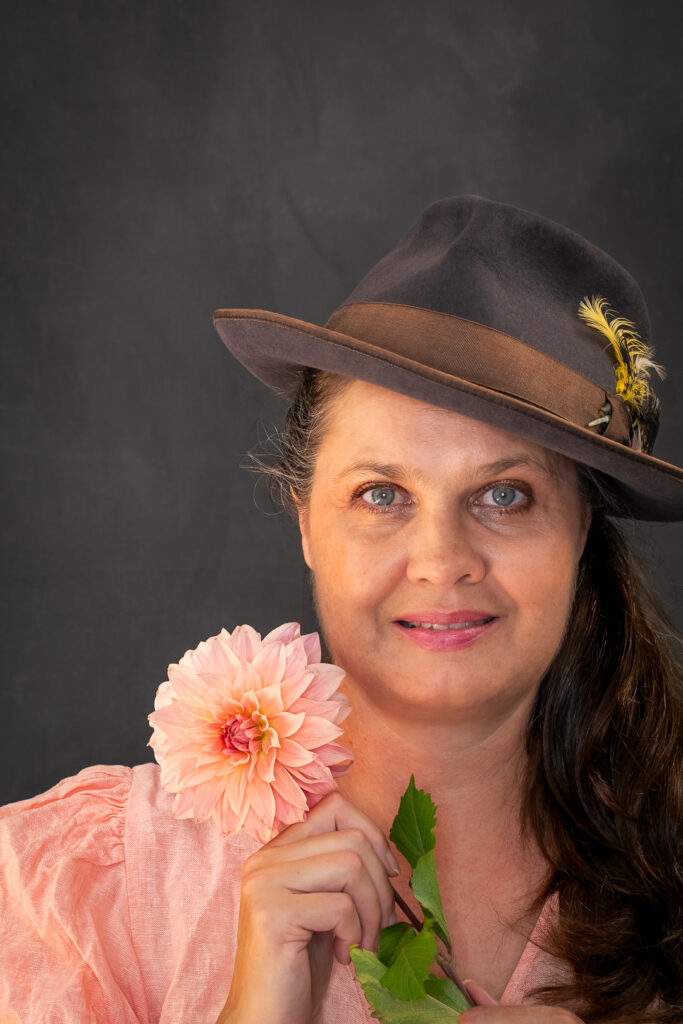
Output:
(213, 308), (683, 522)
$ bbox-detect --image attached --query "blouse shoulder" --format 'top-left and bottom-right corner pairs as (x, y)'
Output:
(0, 764), (132, 868)
(0, 765), (149, 1023)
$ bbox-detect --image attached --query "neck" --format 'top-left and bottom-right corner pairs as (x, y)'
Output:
(333, 675), (552, 996)
(334, 674), (537, 852)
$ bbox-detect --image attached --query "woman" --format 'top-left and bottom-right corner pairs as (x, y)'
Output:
(1, 195), (681, 1023)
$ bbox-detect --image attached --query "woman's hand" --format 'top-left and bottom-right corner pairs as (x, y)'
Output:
(461, 983), (585, 1023)
(215, 789), (399, 1024)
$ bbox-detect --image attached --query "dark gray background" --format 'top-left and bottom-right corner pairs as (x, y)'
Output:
(2, 1), (682, 804)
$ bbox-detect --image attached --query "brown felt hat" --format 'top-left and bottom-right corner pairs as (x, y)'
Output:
(213, 194), (683, 521)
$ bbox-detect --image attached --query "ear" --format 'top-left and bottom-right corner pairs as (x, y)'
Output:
(291, 487), (314, 570)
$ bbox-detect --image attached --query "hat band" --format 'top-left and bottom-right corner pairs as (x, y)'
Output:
(325, 301), (631, 446)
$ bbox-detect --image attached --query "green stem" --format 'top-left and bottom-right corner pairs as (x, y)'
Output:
(390, 885), (422, 931)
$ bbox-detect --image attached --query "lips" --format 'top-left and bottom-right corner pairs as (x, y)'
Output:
(393, 610), (500, 651)
(394, 610), (497, 628)
(399, 619), (495, 630)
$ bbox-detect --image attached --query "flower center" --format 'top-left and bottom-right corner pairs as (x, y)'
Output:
(221, 710), (269, 755)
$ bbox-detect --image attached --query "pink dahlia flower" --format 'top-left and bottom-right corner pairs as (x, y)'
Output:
(148, 622), (353, 844)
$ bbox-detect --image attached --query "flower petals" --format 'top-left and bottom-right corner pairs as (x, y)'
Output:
(292, 715), (344, 749)
(302, 631), (322, 663)
(262, 622), (301, 646)
(252, 642), (287, 689)
(148, 621), (353, 843)
(270, 710), (306, 739)
(229, 624), (262, 661)
(278, 737), (316, 767)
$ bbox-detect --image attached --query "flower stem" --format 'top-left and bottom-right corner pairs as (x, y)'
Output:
(435, 951), (470, 1001)
(390, 885), (422, 931)
(389, 884), (471, 1005)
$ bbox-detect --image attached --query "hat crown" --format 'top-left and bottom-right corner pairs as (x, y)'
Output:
(337, 194), (652, 395)
(213, 193), (682, 519)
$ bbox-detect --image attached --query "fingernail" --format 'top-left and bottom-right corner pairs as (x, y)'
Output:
(461, 980), (499, 1006)
(385, 848), (400, 875)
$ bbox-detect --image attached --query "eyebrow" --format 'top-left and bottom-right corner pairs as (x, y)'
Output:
(334, 454), (565, 484)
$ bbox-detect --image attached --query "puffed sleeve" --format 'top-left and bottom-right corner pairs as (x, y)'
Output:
(0, 765), (149, 1024)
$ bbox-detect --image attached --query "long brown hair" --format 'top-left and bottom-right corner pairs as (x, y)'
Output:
(523, 471), (683, 1022)
(247, 367), (683, 1023)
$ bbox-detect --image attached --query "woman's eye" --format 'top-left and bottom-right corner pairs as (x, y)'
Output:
(355, 481), (527, 513)
(360, 486), (405, 508)
(478, 484), (527, 509)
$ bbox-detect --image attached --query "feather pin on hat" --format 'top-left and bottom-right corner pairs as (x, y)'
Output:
(577, 294), (665, 455)
(213, 195), (683, 521)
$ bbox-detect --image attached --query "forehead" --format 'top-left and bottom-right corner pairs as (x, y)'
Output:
(318, 379), (573, 483)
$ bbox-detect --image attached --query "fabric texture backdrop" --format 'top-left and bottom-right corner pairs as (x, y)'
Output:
(2, 0), (682, 804)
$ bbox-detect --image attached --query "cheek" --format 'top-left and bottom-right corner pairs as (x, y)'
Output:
(503, 534), (580, 639)
(307, 504), (392, 574)
(313, 527), (402, 607)
(305, 516), (407, 638)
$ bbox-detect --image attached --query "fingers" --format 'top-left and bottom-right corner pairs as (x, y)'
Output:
(268, 789), (400, 877)
(244, 843), (394, 956)
(225, 790), (402, 1022)
(261, 791), (399, 953)
(262, 826), (397, 930)
(289, 850), (386, 949)
(463, 981), (499, 1006)
(285, 891), (364, 964)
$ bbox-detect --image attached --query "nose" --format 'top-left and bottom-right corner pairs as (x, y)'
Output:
(404, 508), (487, 587)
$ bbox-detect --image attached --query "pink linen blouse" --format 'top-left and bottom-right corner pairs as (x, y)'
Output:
(0, 764), (571, 1023)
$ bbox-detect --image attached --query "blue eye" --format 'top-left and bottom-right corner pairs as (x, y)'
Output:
(362, 486), (399, 507)
(480, 484), (526, 508)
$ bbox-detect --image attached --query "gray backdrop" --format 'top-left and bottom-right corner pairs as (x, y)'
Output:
(2, 0), (682, 804)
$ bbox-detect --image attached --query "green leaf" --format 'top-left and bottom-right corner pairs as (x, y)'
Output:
(380, 926), (437, 1000)
(424, 974), (471, 1013)
(389, 775), (437, 868)
(350, 945), (386, 982)
(410, 849), (451, 951)
(377, 922), (415, 968)
(351, 948), (464, 1023)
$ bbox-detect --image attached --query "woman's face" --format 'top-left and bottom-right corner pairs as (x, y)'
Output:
(297, 380), (591, 723)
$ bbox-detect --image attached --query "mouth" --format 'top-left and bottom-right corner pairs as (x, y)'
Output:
(396, 617), (497, 630)
(394, 614), (500, 651)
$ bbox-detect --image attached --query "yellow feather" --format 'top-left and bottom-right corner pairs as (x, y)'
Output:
(577, 295), (665, 419)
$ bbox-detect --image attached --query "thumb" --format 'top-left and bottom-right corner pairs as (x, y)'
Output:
(463, 980), (500, 1006)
